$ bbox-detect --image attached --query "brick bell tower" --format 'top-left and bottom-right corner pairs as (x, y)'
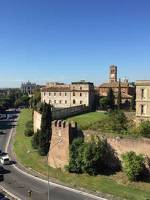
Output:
(109, 65), (117, 83)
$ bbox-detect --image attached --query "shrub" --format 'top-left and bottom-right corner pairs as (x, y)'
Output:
(68, 136), (118, 175)
(108, 110), (128, 133)
(31, 130), (40, 149)
(122, 151), (144, 181)
(138, 121), (150, 138)
(24, 129), (34, 137)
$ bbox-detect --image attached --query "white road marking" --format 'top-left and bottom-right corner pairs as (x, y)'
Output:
(5, 125), (108, 200)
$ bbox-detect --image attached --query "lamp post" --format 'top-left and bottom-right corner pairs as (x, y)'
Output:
(27, 138), (63, 200)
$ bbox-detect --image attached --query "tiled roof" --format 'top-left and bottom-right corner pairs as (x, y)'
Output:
(99, 82), (129, 88)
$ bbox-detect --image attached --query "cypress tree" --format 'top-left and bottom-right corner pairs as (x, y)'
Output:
(107, 87), (115, 109)
(39, 103), (52, 156)
(117, 79), (122, 109)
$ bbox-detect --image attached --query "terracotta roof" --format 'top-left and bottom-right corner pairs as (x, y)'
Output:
(41, 87), (89, 92)
(99, 82), (129, 88)
(41, 87), (71, 92)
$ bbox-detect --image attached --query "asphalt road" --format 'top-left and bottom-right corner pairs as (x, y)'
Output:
(0, 110), (107, 200)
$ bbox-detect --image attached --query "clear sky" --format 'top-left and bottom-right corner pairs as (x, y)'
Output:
(0, 0), (150, 87)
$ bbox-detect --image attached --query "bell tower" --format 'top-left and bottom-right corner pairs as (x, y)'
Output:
(109, 65), (117, 83)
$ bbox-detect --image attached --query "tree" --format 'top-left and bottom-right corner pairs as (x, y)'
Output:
(68, 136), (117, 175)
(108, 110), (128, 133)
(117, 79), (122, 109)
(99, 97), (109, 110)
(39, 103), (52, 156)
(107, 88), (115, 110)
(122, 151), (144, 181)
(68, 138), (84, 173)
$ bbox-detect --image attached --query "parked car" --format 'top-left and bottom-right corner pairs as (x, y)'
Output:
(0, 155), (10, 165)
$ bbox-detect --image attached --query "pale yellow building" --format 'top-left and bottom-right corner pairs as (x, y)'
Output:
(41, 81), (95, 109)
(136, 80), (150, 123)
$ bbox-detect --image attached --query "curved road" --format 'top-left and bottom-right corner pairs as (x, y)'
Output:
(0, 111), (107, 200)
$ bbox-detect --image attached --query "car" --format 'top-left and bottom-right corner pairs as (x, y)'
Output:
(0, 155), (10, 165)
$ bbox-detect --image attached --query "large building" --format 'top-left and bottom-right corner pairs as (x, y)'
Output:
(21, 81), (39, 95)
(136, 80), (150, 123)
(41, 81), (95, 109)
(98, 65), (135, 104)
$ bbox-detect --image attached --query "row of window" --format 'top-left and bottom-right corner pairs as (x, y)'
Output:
(43, 92), (83, 97)
(44, 99), (83, 105)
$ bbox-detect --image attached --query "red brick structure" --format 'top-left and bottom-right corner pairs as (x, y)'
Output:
(98, 65), (135, 104)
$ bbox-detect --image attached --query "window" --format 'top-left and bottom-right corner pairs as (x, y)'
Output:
(73, 92), (75, 96)
(54, 92), (56, 96)
(59, 92), (61, 96)
(141, 105), (146, 115)
(141, 89), (145, 99)
(44, 92), (46, 96)
(54, 100), (56, 104)
(80, 100), (82, 104)
(49, 92), (51, 96)
(65, 100), (67, 104)
(65, 92), (67, 96)
(59, 100), (61, 104)
(80, 87), (82, 90)
(73, 99), (76, 104)
(49, 100), (51, 104)
(80, 93), (82, 97)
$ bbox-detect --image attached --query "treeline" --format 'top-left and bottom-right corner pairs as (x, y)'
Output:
(0, 89), (41, 112)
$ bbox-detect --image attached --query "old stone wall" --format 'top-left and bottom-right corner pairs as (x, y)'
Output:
(107, 137), (150, 158)
(33, 105), (89, 133)
(48, 120), (77, 169)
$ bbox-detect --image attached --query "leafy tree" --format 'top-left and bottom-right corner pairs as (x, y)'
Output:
(30, 89), (41, 108)
(99, 97), (109, 110)
(117, 79), (122, 109)
(107, 88), (115, 110)
(108, 110), (128, 133)
(68, 136), (117, 175)
(39, 103), (52, 156)
(122, 151), (144, 181)
(68, 138), (84, 173)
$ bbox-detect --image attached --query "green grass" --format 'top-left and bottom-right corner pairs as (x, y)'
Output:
(67, 111), (107, 129)
(13, 109), (150, 200)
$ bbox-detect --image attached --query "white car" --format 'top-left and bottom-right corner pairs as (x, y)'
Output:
(0, 155), (10, 165)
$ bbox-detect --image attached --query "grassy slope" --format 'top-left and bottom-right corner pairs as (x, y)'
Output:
(13, 109), (150, 200)
(67, 112), (107, 129)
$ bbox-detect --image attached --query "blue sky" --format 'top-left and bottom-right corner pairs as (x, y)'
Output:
(0, 0), (150, 87)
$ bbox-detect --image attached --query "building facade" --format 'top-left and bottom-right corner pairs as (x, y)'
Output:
(136, 80), (150, 123)
(98, 65), (135, 104)
(21, 81), (38, 95)
(41, 81), (95, 109)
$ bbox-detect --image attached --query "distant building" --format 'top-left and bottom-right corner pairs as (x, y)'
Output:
(21, 81), (38, 95)
(41, 81), (95, 109)
(136, 80), (150, 123)
(98, 65), (135, 104)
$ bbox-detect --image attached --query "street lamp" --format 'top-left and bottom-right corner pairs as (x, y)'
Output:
(27, 138), (63, 200)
